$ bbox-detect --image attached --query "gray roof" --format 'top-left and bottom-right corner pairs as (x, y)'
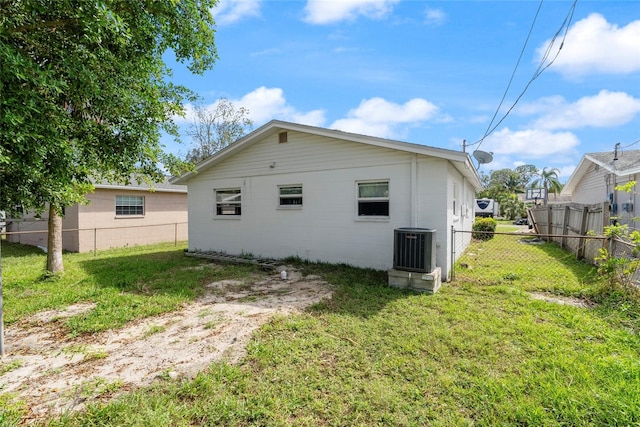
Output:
(585, 149), (640, 175)
(93, 176), (187, 193)
(561, 149), (640, 196)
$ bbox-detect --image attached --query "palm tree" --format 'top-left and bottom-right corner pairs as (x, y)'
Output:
(532, 167), (563, 205)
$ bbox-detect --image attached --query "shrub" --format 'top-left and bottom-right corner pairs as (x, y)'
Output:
(472, 217), (497, 240)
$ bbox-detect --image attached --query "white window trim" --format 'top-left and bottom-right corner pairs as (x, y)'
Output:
(277, 184), (303, 210)
(355, 179), (390, 220)
(115, 195), (145, 218)
(214, 188), (242, 218)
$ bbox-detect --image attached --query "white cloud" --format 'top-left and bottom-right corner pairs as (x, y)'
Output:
(537, 13), (640, 78)
(176, 87), (326, 127)
(556, 164), (577, 180)
(234, 87), (326, 126)
(424, 8), (446, 26)
(303, 0), (399, 24)
(480, 128), (580, 159)
(211, 0), (261, 26)
(523, 90), (640, 130)
(330, 97), (438, 138)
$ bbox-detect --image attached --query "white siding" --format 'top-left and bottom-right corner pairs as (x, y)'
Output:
(187, 131), (475, 277)
(572, 164), (607, 204)
(572, 164), (638, 228)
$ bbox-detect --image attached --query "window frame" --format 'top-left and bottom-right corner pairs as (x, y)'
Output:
(115, 195), (145, 217)
(278, 185), (303, 209)
(356, 180), (390, 219)
(215, 188), (242, 217)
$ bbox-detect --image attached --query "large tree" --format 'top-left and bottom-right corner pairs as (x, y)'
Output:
(185, 98), (253, 163)
(0, 0), (218, 272)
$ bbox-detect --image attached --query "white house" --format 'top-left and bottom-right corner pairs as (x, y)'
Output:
(172, 120), (483, 279)
(561, 149), (639, 229)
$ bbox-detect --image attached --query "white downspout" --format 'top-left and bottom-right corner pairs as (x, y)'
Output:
(410, 154), (418, 228)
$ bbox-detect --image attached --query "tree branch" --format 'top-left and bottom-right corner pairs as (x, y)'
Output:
(7, 18), (79, 34)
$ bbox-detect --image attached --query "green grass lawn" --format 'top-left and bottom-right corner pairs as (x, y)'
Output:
(2, 237), (640, 426)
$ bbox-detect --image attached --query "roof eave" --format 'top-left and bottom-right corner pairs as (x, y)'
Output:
(171, 120), (484, 189)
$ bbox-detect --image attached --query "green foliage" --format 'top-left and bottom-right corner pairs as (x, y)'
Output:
(472, 217), (497, 240)
(595, 181), (640, 294)
(31, 239), (640, 426)
(478, 165), (538, 200)
(0, 0), (217, 215)
(1, 242), (259, 333)
(532, 167), (564, 197)
(0, 394), (26, 427)
(614, 180), (637, 194)
(496, 193), (526, 220)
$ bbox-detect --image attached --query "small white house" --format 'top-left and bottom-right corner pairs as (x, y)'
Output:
(561, 149), (639, 229)
(172, 120), (483, 279)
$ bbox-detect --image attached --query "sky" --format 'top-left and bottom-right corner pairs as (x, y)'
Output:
(164, 0), (640, 183)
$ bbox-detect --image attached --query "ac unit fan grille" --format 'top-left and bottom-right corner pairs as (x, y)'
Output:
(393, 228), (436, 273)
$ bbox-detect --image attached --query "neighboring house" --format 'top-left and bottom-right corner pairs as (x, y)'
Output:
(172, 120), (483, 279)
(6, 178), (188, 252)
(561, 149), (639, 229)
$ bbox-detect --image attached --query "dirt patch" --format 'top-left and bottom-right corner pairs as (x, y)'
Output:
(0, 268), (333, 421)
(529, 292), (592, 308)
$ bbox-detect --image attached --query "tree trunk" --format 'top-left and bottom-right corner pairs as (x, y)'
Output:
(0, 239), (5, 356)
(46, 204), (64, 273)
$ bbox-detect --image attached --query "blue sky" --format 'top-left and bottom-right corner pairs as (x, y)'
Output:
(165, 0), (640, 182)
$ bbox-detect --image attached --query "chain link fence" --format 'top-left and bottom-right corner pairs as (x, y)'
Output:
(451, 228), (639, 286)
(1, 222), (187, 256)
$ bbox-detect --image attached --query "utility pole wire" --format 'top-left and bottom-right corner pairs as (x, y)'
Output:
(473, 0), (578, 152)
(469, 0), (544, 150)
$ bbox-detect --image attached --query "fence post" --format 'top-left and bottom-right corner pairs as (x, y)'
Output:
(94, 228), (97, 256)
(561, 206), (571, 248)
(450, 225), (455, 282)
(174, 223), (178, 247)
(577, 206), (589, 259)
(547, 206), (553, 242)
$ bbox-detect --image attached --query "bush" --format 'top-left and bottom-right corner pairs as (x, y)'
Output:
(472, 217), (497, 240)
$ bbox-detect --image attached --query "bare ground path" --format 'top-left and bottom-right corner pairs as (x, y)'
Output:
(0, 268), (333, 421)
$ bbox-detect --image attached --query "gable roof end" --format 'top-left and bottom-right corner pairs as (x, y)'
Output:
(561, 149), (640, 196)
(170, 120), (483, 191)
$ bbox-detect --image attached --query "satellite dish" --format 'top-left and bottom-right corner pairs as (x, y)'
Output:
(473, 150), (493, 165)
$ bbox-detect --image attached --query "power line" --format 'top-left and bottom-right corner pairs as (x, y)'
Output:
(470, 0), (544, 150)
(472, 0), (578, 152)
(622, 138), (640, 149)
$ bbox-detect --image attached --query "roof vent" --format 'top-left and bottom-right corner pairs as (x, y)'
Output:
(278, 132), (288, 144)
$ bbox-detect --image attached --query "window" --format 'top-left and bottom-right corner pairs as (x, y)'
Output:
(116, 195), (144, 216)
(279, 185), (302, 207)
(357, 181), (389, 216)
(216, 188), (242, 216)
(453, 182), (458, 214)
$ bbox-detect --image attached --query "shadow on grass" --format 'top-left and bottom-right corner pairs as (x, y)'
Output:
(78, 249), (223, 297)
(454, 234), (599, 289)
(1, 240), (46, 258)
(533, 240), (599, 282)
(293, 261), (415, 318)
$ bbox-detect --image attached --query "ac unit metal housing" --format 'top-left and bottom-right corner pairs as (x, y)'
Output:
(393, 228), (436, 273)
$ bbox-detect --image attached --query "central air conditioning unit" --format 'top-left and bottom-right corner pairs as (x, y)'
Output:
(393, 228), (436, 273)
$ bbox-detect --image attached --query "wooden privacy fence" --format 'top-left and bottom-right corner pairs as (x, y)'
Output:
(528, 202), (610, 263)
